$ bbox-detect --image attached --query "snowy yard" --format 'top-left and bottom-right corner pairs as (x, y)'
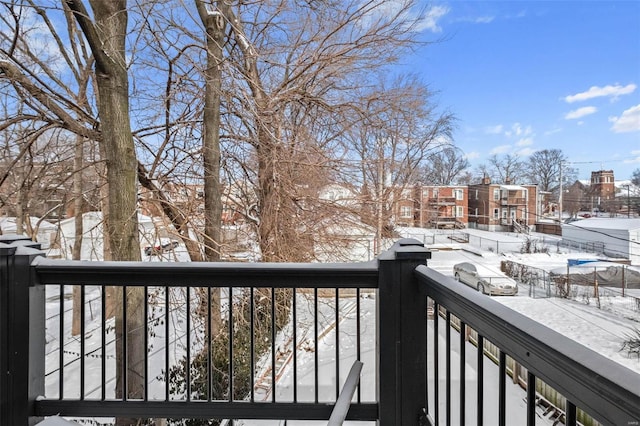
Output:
(39, 226), (640, 425)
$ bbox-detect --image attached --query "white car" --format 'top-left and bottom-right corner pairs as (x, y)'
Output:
(453, 262), (518, 296)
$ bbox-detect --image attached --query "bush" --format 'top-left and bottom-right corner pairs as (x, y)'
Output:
(621, 328), (640, 359)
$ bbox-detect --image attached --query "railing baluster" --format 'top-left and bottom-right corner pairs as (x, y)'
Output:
(314, 287), (319, 403)
(101, 285), (105, 401)
(499, 350), (506, 426)
(80, 285), (85, 400)
(229, 286), (234, 402)
(527, 371), (536, 426)
(356, 288), (361, 404)
(144, 286), (149, 402)
(477, 334), (484, 426)
(459, 320), (466, 425)
(271, 288), (276, 402)
(122, 285), (128, 401)
(292, 287), (298, 403)
(434, 302), (439, 424)
(165, 285), (170, 401)
(335, 287), (340, 401)
(425, 297), (430, 417)
(445, 310), (451, 426)
(566, 400), (577, 426)
(186, 287), (191, 402)
(250, 287), (255, 403)
(207, 286), (212, 402)
(59, 284), (64, 400)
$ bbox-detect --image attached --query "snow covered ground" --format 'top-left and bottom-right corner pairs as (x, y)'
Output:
(398, 226), (640, 375)
(39, 226), (640, 425)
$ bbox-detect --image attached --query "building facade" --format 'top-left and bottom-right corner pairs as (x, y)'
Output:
(590, 170), (615, 204)
(392, 185), (468, 229)
(468, 177), (538, 232)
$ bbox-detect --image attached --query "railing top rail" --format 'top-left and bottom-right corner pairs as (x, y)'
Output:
(415, 265), (640, 426)
(31, 256), (380, 288)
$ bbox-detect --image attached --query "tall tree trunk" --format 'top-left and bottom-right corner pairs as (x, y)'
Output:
(200, 3), (224, 264)
(195, 0), (226, 382)
(72, 135), (84, 336)
(67, 2), (144, 423)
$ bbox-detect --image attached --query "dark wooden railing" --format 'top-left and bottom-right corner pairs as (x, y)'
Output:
(1, 235), (639, 425)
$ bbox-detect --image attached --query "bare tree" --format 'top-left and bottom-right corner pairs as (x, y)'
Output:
(525, 149), (576, 194)
(632, 168), (640, 187)
(487, 153), (526, 183)
(210, 1), (439, 261)
(421, 146), (469, 185)
(345, 75), (454, 248)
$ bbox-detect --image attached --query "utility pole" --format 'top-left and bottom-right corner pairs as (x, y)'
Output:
(625, 184), (631, 218)
(558, 161), (563, 223)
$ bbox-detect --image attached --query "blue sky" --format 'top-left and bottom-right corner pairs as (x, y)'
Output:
(405, 1), (640, 181)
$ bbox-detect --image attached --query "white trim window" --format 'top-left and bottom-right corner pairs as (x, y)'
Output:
(454, 189), (464, 200)
(455, 206), (464, 217)
(400, 206), (412, 218)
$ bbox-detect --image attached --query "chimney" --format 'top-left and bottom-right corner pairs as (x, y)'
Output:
(505, 176), (512, 185)
(482, 175), (491, 185)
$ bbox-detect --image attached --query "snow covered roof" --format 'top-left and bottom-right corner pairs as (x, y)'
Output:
(0, 216), (57, 231)
(563, 217), (640, 231)
(500, 184), (527, 191)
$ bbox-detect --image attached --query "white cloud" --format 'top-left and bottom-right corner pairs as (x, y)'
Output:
(564, 84), (637, 103)
(485, 125), (503, 134)
(474, 16), (495, 23)
(505, 123), (532, 137)
(456, 15), (495, 24)
(565, 106), (597, 120)
(359, 2), (449, 34)
(544, 127), (562, 136)
(465, 151), (480, 160)
(516, 138), (534, 147)
(490, 144), (511, 155)
(609, 104), (640, 133)
(414, 5), (450, 32)
(517, 147), (535, 156)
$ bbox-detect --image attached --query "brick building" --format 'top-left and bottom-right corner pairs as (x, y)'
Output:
(392, 185), (468, 229)
(467, 177), (538, 232)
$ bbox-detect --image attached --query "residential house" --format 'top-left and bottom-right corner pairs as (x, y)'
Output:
(468, 177), (538, 232)
(418, 185), (467, 228)
(392, 185), (468, 229)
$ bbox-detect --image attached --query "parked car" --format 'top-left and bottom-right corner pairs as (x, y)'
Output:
(144, 239), (179, 256)
(453, 262), (518, 296)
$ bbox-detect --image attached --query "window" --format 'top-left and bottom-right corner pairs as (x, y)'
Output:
(400, 206), (412, 218)
(493, 188), (500, 201)
(454, 189), (463, 200)
(475, 190), (479, 200)
(493, 208), (499, 219)
(456, 206), (464, 217)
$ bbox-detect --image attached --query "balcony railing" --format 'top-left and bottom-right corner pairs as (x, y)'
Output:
(501, 197), (526, 205)
(428, 197), (457, 205)
(1, 236), (639, 425)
